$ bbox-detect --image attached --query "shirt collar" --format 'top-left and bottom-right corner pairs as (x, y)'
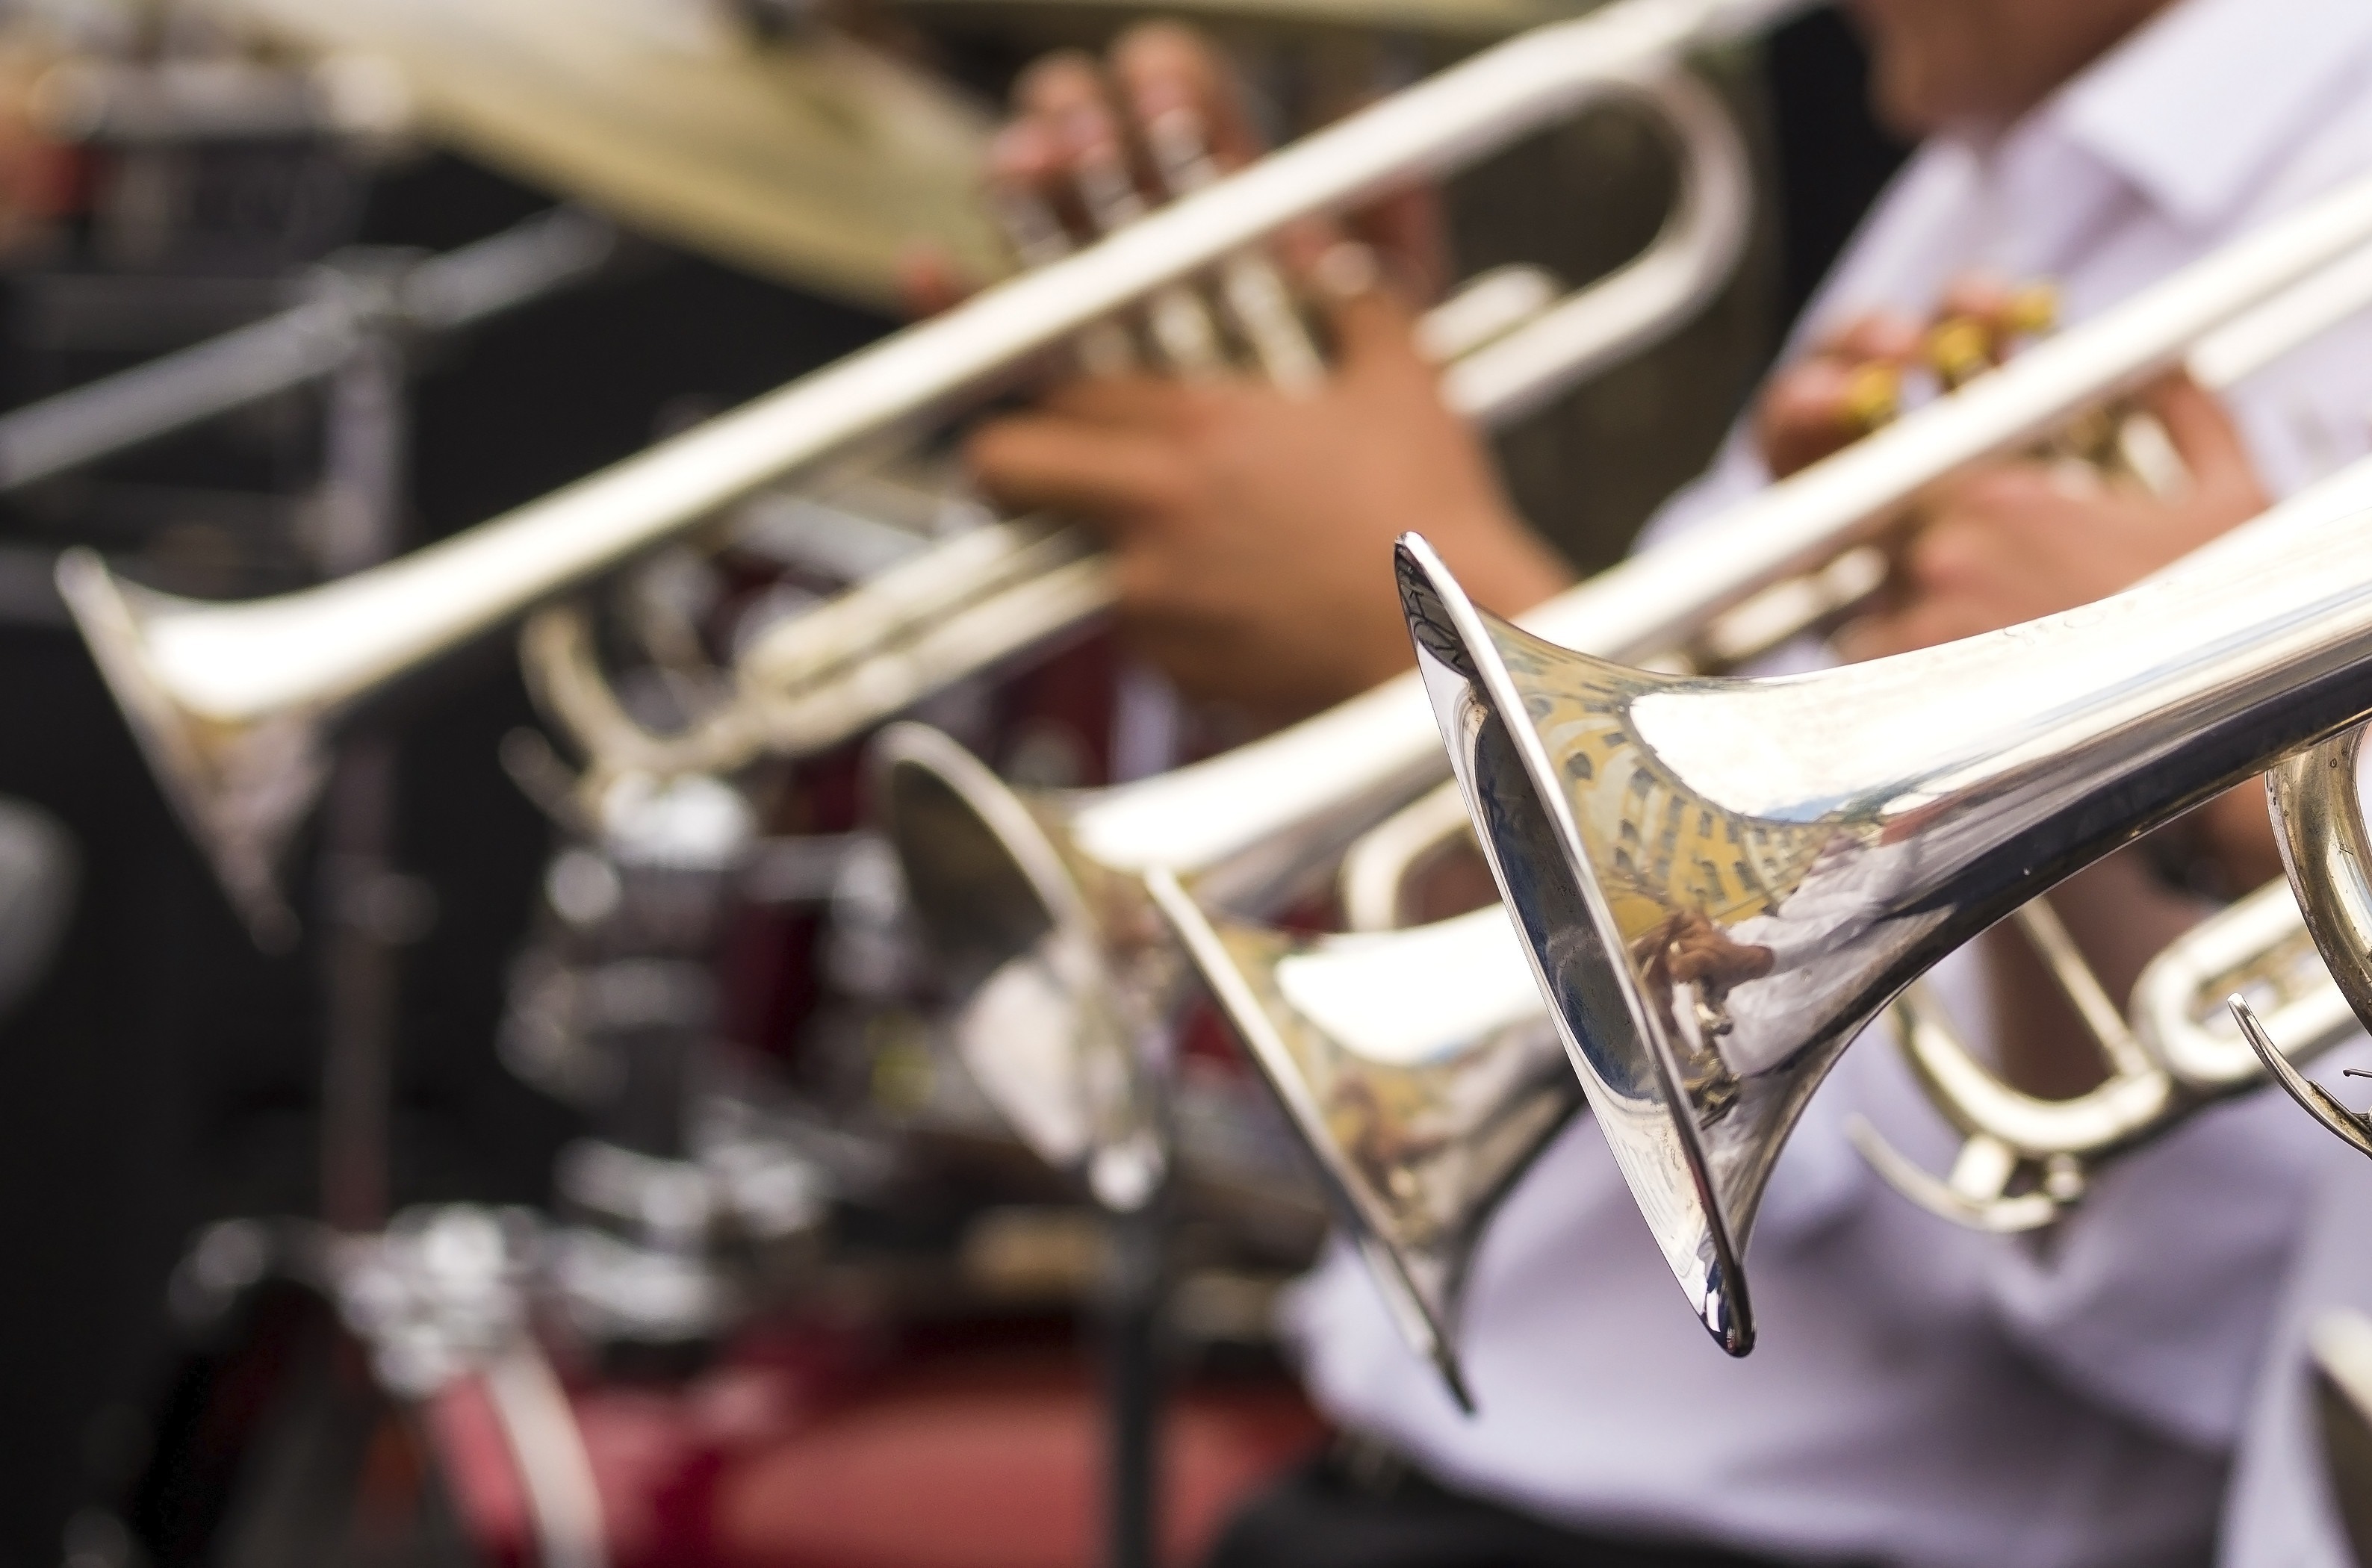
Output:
(2036, 0), (2372, 231)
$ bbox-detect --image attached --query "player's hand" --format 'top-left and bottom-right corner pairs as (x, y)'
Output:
(1754, 274), (2052, 479)
(966, 274), (1569, 722)
(1833, 373), (2267, 659)
(905, 20), (1446, 323)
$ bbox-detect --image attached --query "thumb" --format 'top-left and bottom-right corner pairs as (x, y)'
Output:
(2142, 372), (2264, 503)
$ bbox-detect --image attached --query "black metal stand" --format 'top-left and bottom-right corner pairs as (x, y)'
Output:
(315, 305), (415, 1233)
(1102, 1190), (1167, 1568)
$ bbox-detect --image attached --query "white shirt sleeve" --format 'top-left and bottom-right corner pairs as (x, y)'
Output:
(1981, 1083), (2324, 1451)
(2220, 1043), (2372, 1566)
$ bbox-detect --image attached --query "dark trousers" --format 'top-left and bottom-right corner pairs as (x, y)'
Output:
(1205, 1442), (1863, 1568)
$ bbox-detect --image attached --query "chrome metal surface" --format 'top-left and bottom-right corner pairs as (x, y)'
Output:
(1152, 877), (1566, 1405)
(60, 1), (1778, 941)
(0, 206), (614, 492)
(1396, 452), (2372, 1352)
(875, 181), (2372, 1389)
(531, 65), (1754, 797)
(1842, 871), (2368, 1234)
(1291, 214), (2372, 1257)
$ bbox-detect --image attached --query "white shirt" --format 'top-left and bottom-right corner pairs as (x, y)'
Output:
(1285, 1), (2372, 1563)
(2220, 1037), (2372, 1567)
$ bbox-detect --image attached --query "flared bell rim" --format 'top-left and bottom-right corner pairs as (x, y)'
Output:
(1145, 867), (1481, 1412)
(867, 721), (1179, 1206)
(1393, 532), (1753, 1355)
(54, 547), (305, 951)
(866, 721), (1096, 959)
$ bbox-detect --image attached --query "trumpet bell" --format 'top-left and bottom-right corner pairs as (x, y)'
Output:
(1392, 483), (2372, 1350)
(56, 549), (317, 948)
(1149, 885), (1580, 1410)
(869, 723), (1171, 1213)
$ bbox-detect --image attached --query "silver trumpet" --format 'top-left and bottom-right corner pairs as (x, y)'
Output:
(1393, 437), (2372, 1355)
(522, 63), (1753, 797)
(877, 175), (2372, 1398)
(54, 0), (1792, 948)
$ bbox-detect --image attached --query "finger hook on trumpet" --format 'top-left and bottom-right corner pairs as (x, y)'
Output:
(2234, 992), (2372, 1159)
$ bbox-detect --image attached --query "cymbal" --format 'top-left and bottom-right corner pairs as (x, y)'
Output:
(210, 0), (1005, 307)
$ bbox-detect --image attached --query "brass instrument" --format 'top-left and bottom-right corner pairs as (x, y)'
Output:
(1391, 437), (2372, 1354)
(876, 179), (2372, 1394)
(57, 0), (1797, 949)
(1844, 881), (2366, 1233)
(524, 63), (1753, 799)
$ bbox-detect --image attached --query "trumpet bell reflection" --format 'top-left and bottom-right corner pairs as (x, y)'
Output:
(1395, 476), (2372, 1352)
(1152, 886), (1579, 1410)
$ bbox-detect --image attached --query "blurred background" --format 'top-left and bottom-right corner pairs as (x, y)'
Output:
(0, 2), (1901, 1564)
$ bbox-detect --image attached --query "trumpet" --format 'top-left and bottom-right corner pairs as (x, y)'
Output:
(526, 35), (1753, 791)
(876, 175), (2372, 1396)
(54, 0), (1799, 948)
(1841, 878), (2366, 1235)
(1393, 421), (2372, 1355)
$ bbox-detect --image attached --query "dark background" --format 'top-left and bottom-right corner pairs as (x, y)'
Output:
(0, 12), (1900, 1564)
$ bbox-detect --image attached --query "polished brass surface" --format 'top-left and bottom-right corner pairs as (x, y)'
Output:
(1396, 455), (2372, 1348)
(59, 0), (1781, 949)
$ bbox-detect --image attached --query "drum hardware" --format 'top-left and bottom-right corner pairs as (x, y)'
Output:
(144, 1208), (612, 1568)
(874, 183), (2372, 1393)
(53, 0), (1784, 954)
(494, 769), (857, 1360)
(0, 204), (616, 497)
(1388, 417), (2372, 1355)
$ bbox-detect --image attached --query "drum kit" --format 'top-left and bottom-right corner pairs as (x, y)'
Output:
(22, 0), (2372, 1561)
